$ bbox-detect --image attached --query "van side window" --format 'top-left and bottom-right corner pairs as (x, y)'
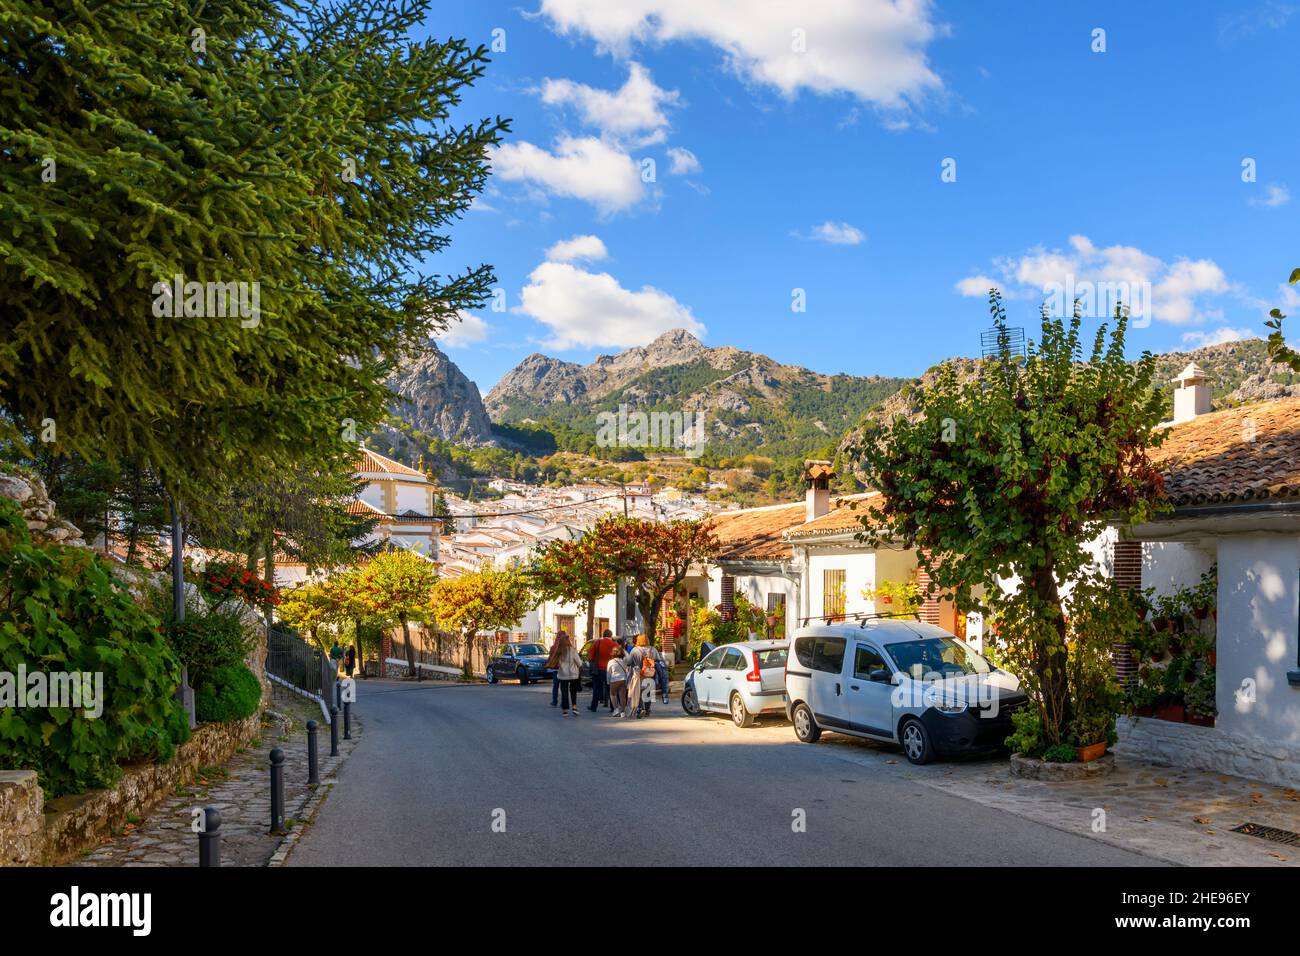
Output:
(853, 645), (887, 680)
(810, 637), (846, 673)
(794, 637), (816, 668)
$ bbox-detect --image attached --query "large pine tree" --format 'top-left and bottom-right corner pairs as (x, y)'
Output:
(0, 1), (508, 512)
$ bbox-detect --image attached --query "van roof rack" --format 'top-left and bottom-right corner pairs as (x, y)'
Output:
(797, 610), (921, 628)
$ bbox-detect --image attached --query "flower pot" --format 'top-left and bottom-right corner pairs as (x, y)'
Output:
(1208, 649), (1217, 668)
(1186, 713), (1214, 727)
(1153, 617), (1171, 632)
(1155, 703), (1186, 723)
(1076, 741), (1107, 763)
(1137, 606), (1149, 621)
(1192, 604), (1209, 620)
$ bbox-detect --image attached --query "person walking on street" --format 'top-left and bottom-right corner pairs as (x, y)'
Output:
(587, 628), (616, 711)
(653, 639), (670, 705)
(344, 644), (356, 678)
(626, 634), (661, 718)
(548, 631), (583, 715)
(606, 646), (629, 717)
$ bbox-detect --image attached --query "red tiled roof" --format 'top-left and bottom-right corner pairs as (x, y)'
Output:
(354, 446), (425, 478)
(708, 495), (869, 560)
(785, 493), (885, 539)
(1152, 398), (1300, 507)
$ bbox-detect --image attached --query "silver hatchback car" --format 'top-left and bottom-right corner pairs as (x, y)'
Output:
(681, 640), (789, 727)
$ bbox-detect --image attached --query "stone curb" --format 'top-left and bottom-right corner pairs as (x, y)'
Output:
(267, 718), (361, 867)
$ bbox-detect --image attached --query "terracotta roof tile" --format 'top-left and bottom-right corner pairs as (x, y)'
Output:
(708, 502), (808, 560)
(785, 493), (885, 539)
(1151, 398), (1300, 507)
(354, 446), (425, 478)
(708, 495), (871, 560)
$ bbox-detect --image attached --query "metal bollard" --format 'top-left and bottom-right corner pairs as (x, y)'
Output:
(343, 701), (352, 740)
(330, 705), (340, 756)
(198, 806), (222, 867)
(334, 681), (342, 710)
(269, 748), (285, 834)
(306, 719), (319, 786)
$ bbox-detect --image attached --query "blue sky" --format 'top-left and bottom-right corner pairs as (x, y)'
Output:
(422, 0), (1298, 393)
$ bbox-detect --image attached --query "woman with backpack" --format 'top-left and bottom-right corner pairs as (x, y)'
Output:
(626, 634), (661, 718)
(547, 631), (583, 716)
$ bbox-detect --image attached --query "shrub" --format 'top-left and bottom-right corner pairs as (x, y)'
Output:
(162, 607), (255, 688)
(0, 499), (181, 797)
(1005, 707), (1045, 758)
(194, 665), (262, 723)
(1043, 743), (1078, 764)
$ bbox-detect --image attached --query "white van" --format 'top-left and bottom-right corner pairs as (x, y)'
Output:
(783, 620), (1027, 764)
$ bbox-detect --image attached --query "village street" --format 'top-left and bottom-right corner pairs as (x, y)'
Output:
(286, 680), (1163, 867)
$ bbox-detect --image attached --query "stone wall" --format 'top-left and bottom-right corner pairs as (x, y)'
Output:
(0, 472), (86, 547)
(0, 714), (264, 866)
(1116, 716), (1300, 789)
(0, 771), (44, 866)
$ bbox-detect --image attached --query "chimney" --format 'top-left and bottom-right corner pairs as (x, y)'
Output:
(1171, 362), (1211, 424)
(803, 460), (834, 522)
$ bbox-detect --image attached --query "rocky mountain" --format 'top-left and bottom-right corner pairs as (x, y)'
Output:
(386, 341), (495, 445)
(483, 329), (909, 461)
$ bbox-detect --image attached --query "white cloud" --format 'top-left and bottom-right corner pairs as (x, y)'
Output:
(1181, 327), (1259, 348)
(957, 235), (1231, 325)
(491, 135), (645, 214)
(537, 0), (943, 111)
(541, 63), (678, 146)
(437, 311), (490, 348)
(954, 275), (1000, 297)
(518, 242), (705, 350)
(1249, 182), (1291, 208)
(666, 146), (701, 175)
(545, 234), (609, 262)
(808, 220), (866, 245)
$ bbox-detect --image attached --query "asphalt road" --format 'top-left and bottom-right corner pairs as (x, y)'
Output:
(287, 678), (1156, 867)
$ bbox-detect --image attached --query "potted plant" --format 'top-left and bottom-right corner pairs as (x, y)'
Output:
(1185, 673), (1216, 727)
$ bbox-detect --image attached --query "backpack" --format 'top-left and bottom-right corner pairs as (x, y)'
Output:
(640, 651), (657, 679)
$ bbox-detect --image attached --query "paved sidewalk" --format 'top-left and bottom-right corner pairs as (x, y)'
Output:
(724, 717), (1300, 867)
(76, 686), (361, 867)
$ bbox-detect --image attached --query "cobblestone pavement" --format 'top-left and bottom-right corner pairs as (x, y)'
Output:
(728, 717), (1300, 867)
(76, 685), (361, 867)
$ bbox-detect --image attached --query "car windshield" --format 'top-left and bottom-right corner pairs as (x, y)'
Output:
(514, 644), (545, 656)
(885, 637), (991, 680)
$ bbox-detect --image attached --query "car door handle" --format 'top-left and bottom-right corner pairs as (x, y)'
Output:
(835, 683), (841, 696)
(850, 684), (860, 691)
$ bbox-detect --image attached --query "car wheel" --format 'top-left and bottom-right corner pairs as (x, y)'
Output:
(681, 686), (701, 716)
(730, 692), (755, 728)
(792, 702), (820, 743)
(900, 718), (935, 765)
(516, 666), (530, 685)
(486, 668), (497, 685)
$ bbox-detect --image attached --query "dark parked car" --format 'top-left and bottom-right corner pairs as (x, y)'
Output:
(486, 642), (553, 685)
(485, 641), (594, 686)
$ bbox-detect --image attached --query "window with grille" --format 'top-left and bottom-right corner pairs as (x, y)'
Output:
(823, 569), (846, 622)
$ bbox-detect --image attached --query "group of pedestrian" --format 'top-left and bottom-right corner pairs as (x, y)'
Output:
(547, 629), (671, 718)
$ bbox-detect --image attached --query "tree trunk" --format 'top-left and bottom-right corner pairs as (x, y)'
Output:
(638, 588), (662, 646)
(1031, 562), (1072, 744)
(585, 595), (597, 642)
(402, 616), (416, 679)
(461, 629), (474, 680)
